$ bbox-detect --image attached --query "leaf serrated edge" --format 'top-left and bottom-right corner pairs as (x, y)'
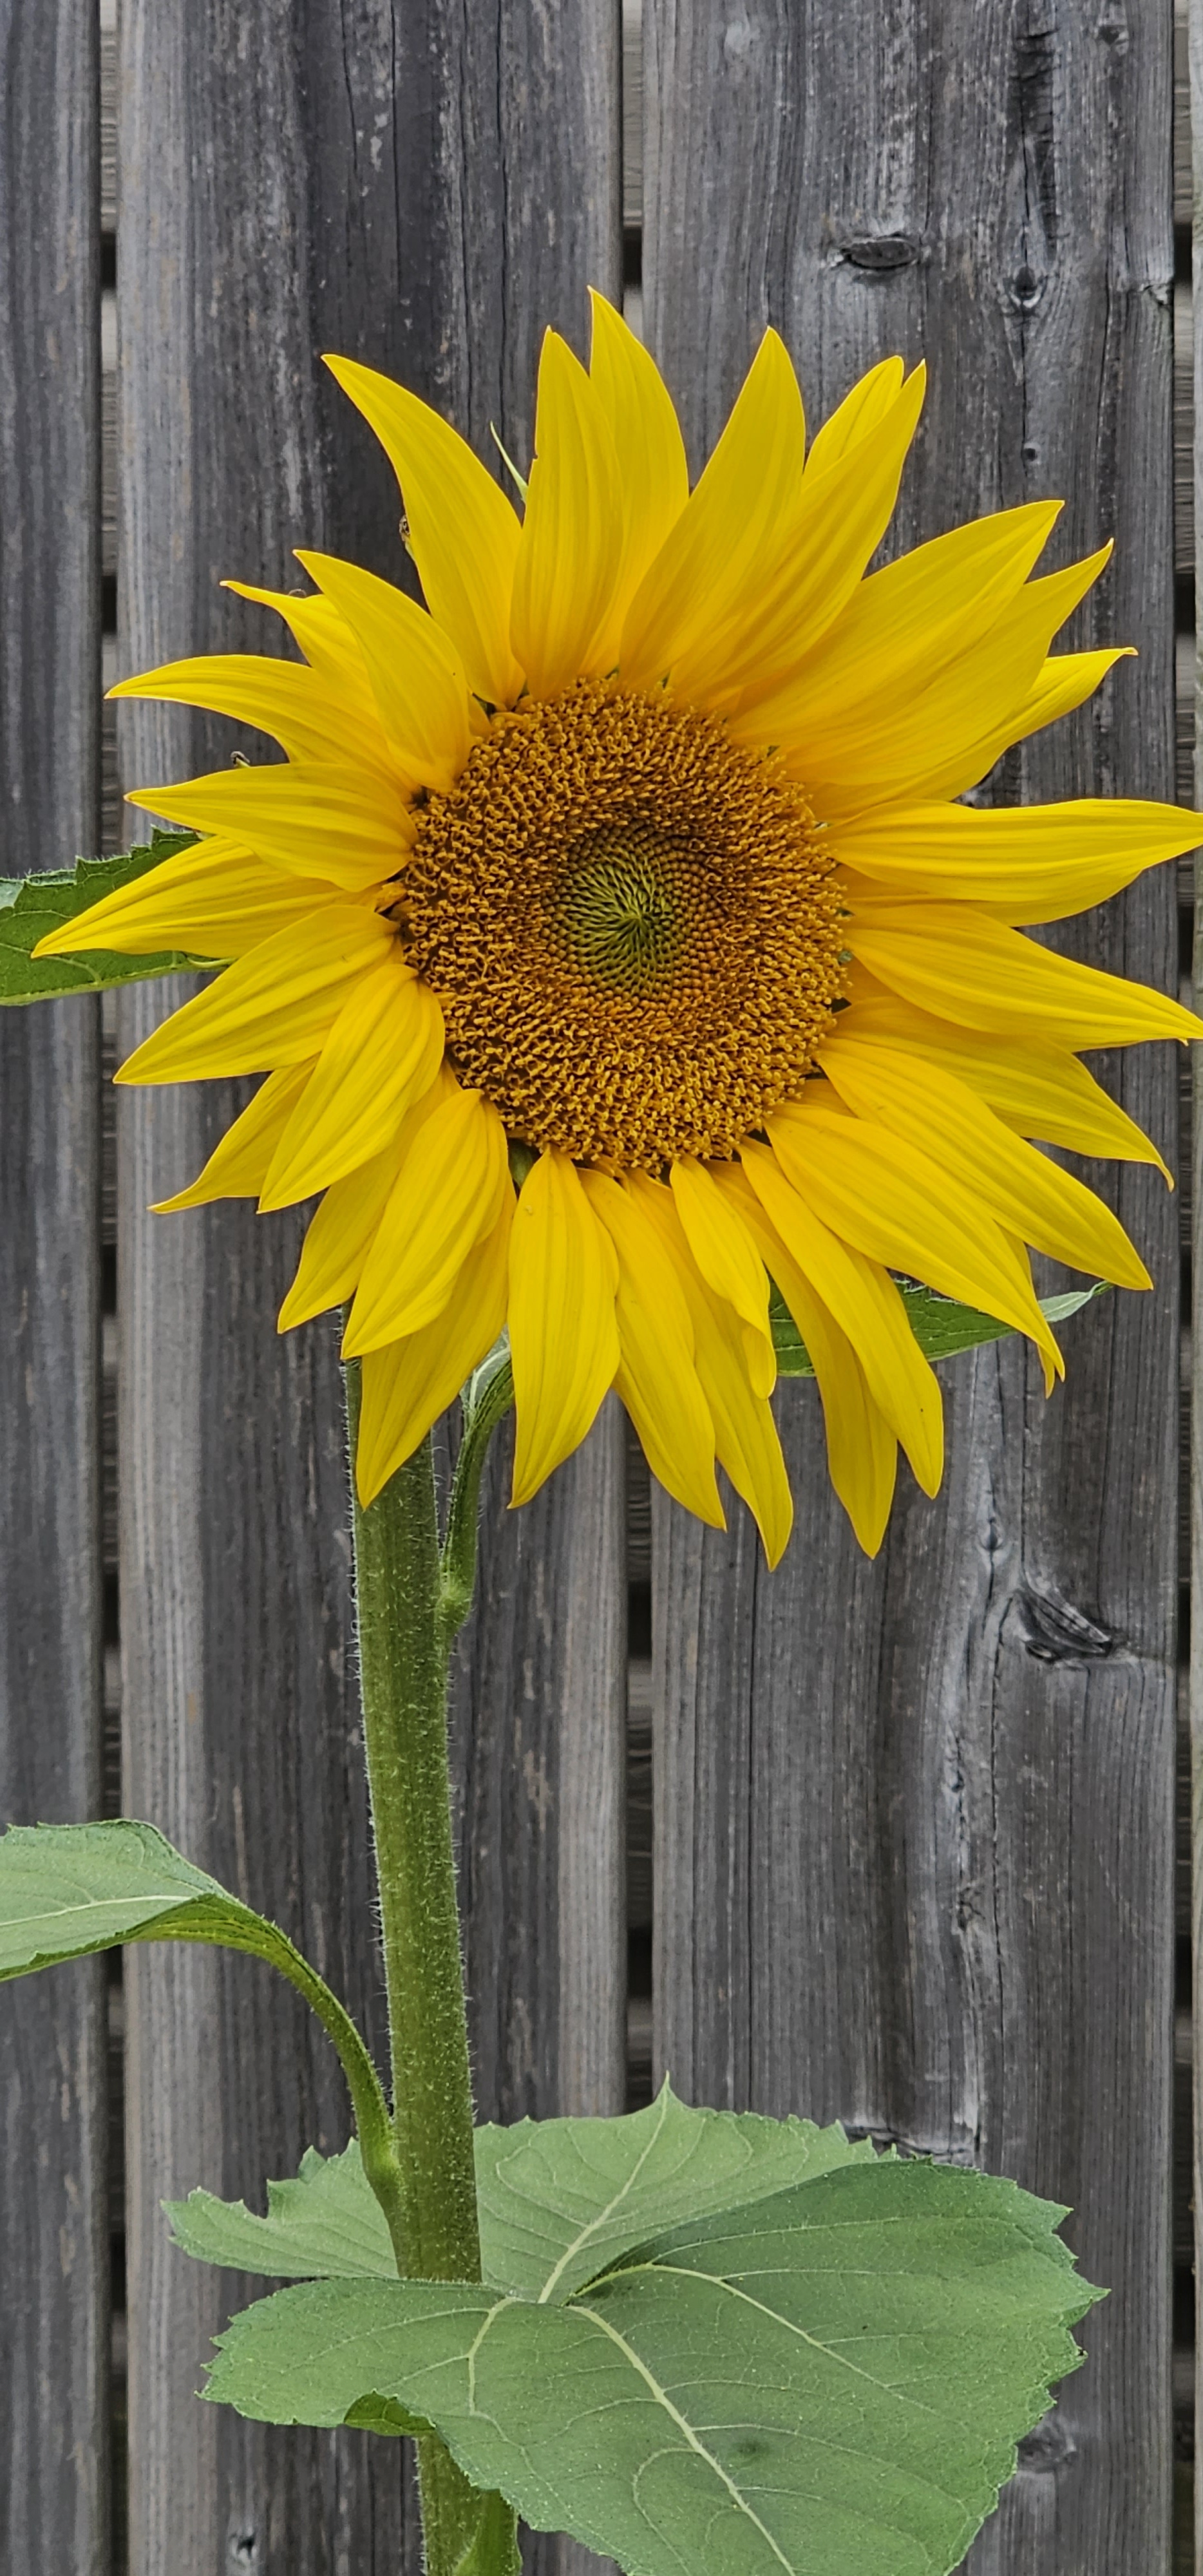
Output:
(0, 830), (218, 1003)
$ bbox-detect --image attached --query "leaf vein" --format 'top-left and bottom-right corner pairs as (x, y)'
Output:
(573, 2302), (798, 2575)
(535, 2087), (672, 2303)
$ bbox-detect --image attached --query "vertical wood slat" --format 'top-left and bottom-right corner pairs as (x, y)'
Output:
(453, 1403), (627, 2129)
(117, 6), (621, 2570)
(0, 3), (108, 2568)
(1190, 8), (1203, 2566)
(647, 7), (1178, 2572)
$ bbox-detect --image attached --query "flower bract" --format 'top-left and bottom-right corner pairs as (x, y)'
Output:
(41, 297), (1203, 1561)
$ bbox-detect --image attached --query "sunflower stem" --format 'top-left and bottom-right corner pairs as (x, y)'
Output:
(343, 1362), (517, 2576)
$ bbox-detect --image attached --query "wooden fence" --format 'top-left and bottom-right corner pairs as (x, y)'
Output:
(0, 2), (1197, 2570)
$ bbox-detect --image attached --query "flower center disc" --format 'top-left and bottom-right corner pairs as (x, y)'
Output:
(404, 681), (846, 1168)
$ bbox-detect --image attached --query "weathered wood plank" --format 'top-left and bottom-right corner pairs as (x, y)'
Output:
(117, 4), (621, 2568)
(1189, 8), (1203, 2564)
(646, 6), (1178, 2570)
(0, 3), (108, 2568)
(451, 1400), (627, 2126)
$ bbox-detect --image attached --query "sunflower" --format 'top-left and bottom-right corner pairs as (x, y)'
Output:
(39, 297), (1202, 1562)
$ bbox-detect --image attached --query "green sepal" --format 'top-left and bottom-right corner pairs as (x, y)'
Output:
(771, 1278), (1107, 1376)
(0, 831), (214, 1003)
(202, 2099), (1103, 2576)
(489, 425), (529, 504)
(437, 1341), (517, 1649)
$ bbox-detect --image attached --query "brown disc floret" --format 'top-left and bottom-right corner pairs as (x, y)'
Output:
(403, 679), (846, 1170)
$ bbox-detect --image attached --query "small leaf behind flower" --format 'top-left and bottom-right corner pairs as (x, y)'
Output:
(205, 2137), (1102, 2576)
(772, 1279), (1106, 1377)
(0, 832), (214, 1003)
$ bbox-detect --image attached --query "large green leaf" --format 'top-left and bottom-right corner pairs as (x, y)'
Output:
(473, 2087), (873, 2301)
(771, 1279), (1106, 1378)
(205, 2148), (1101, 2576)
(167, 2087), (872, 2293)
(0, 832), (215, 1003)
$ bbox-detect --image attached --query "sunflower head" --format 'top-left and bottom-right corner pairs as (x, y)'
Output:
(41, 292), (1202, 1564)
(406, 679), (844, 1170)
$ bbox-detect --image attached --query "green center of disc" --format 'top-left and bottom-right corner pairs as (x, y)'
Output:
(560, 828), (691, 990)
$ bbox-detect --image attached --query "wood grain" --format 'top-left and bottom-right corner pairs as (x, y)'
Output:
(0, 3), (109, 2566)
(1190, 8), (1203, 2566)
(645, 4), (1179, 2569)
(116, 3), (621, 2567)
(451, 1399), (627, 2126)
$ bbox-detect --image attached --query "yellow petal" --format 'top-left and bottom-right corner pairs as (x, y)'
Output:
(354, 1204), (513, 1506)
(223, 580), (386, 717)
(628, 1174), (793, 1566)
(802, 357), (905, 476)
(796, 545), (1112, 812)
(294, 553), (471, 790)
(1001, 648), (1133, 755)
(509, 331), (625, 697)
(668, 1157), (775, 1397)
(508, 1149), (621, 1505)
(124, 766), (412, 891)
(580, 1169), (723, 1526)
(108, 654), (388, 772)
(618, 328), (807, 691)
(829, 795), (1202, 923)
(837, 979), (1170, 1175)
(674, 364), (927, 712)
(277, 1144), (405, 1331)
(818, 1039), (1150, 1287)
(838, 647), (1133, 817)
(730, 500), (1060, 742)
(848, 900), (1203, 1047)
(324, 355), (524, 706)
(723, 1152), (943, 1498)
(767, 1100), (1062, 1377)
(587, 291), (690, 625)
(259, 959), (444, 1208)
(32, 838), (342, 960)
(343, 1084), (509, 1354)
(782, 1295), (897, 1556)
(114, 906), (395, 1085)
(720, 1162), (898, 1553)
(153, 1063), (316, 1211)
(819, 1346), (898, 1550)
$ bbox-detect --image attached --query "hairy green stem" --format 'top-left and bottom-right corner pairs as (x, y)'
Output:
(345, 1361), (516, 2576)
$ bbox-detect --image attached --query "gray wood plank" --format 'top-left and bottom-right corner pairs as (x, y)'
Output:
(451, 1399), (627, 2126)
(645, 6), (1179, 2570)
(117, 4), (622, 2568)
(1189, 7), (1203, 2564)
(0, 3), (108, 2569)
